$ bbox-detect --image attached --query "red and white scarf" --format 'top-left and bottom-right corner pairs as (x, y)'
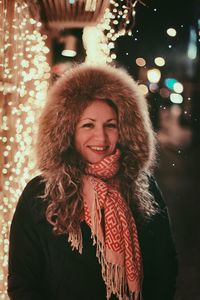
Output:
(68, 149), (143, 300)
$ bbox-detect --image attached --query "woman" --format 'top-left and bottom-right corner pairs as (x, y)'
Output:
(8, 64), (177, 300)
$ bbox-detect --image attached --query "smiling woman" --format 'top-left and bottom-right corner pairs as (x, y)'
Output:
(8, 63), (177, 300)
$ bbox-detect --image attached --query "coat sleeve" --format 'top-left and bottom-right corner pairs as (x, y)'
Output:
(7, 182), (46, 300)
(141, 177), (178, 300)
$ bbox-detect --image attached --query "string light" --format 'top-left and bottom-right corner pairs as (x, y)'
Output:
(83, 0), (141, 64)
(0, 1), (50, 299)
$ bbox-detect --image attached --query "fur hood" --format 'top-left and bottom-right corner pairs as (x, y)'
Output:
(36, 63), (155, 177)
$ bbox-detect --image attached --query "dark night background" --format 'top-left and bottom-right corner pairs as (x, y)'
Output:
(119, 1), (200, 299)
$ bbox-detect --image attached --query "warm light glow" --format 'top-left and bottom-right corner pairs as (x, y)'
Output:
(167, 28), (177, 37)
(170, 93), (183, 104)
(83, 26), (109, 64)
(154, 57), (165, 67)
(173, 82), (184, 93)
(138, 84), (148, 95)
(0, 1), (50, 298)
(111, 53), (117, 59)
(83, 1), (140, 64)
(147, 68), (161, 83)
(136, 57), (146, 67)
(61, 49), (77, 57)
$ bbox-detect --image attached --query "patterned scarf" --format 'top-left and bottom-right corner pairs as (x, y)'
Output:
(68, 149), (143, 300)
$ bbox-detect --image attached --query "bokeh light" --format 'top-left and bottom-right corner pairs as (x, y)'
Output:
(147, 68), (161, 83)
(173, 82), (184, 93)
(164, 78), (177, 90)
(167, 28), (177, 37)
(170, 93), (183, 104)
(138, 84), (149, 95)
(154, 57), (165, 67)
(136, 57), (146, 67)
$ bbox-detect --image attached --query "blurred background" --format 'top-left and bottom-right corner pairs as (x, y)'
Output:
(0, 0), (200, 299)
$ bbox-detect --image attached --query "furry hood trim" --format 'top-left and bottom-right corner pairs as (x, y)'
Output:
(36, 63), (156, 176)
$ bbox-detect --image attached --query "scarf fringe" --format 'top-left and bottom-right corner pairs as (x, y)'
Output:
(68, 227), (143, 300)
(91, 230), (142, 300)
(68, 226), (83, 254)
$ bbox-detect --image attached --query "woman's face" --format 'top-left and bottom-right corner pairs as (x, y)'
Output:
(74, 100), (119, 164)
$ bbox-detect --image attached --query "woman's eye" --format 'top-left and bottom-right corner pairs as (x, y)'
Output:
(82, 123), (94, 128)
(106, 123), (117, 128)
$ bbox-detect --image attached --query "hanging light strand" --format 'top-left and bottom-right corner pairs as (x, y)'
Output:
(83, 0), (143, 64)
(0, 1), (50, 299)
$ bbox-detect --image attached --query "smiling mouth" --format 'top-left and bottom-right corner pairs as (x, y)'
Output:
(88, 146), (109, 152)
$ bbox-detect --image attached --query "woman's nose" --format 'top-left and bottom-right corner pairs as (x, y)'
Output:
(93, 126), (107, 142)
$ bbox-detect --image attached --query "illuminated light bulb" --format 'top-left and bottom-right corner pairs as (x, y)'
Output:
(108, 42), (114, 49)
(2, 169), (8, 174)
(173, 82), (184, 93)
(30, 18), (36, 24)
(167, 28), (177, 37)
(136, 57), (146, 67)
(147, 68), (161, 83)
(170, 93), (183, 104)
(106, 32), (112, 38)
(44, 73), (51, 79)
(61, 49), (77, 57)
(138, 84), (148, 95)
(3, 151), (9, 157)
(43, 46), (50, 54)
(111, 53), (117, 59)
(154, 57), (165, 66)
(107, 57), (112, 63)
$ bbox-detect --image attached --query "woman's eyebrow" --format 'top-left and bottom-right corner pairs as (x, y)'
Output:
(80, 118), (95, 121)
(79, 118), (117, 122)
(106, 119), (117, 122)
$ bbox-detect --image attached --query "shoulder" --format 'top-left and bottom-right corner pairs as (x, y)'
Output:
(22, 175), (45, 198)
(14, 175), (46, 223)
(148, 175), (166, 210)
(146, 176), (174, 234)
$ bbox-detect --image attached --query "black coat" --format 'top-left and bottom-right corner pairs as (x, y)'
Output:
(7, 176), (177, 300)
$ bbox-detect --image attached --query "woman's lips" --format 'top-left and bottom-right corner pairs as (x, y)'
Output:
(88, 146), (109, 154)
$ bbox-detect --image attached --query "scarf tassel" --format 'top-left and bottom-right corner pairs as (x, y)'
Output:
(68, 227), (83, 254)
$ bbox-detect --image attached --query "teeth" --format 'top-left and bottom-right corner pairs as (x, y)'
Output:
(90, 146), (107, 151)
